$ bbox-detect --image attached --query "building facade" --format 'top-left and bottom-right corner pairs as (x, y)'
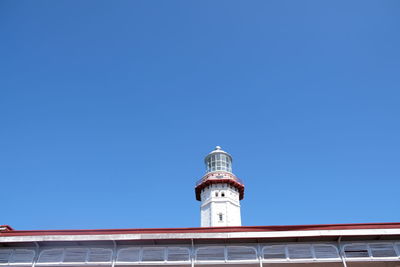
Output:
(1, 223), (400, 267)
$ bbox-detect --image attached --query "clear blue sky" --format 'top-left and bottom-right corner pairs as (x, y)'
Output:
(1, 1), (399, 230)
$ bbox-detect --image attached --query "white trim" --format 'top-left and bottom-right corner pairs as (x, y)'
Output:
(1, 228), (400, 243)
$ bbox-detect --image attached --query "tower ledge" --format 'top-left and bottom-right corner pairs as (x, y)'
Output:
(195, 171), (244, 201)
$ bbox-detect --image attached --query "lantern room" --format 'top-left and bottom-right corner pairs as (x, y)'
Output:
(204, 146), (233, 173)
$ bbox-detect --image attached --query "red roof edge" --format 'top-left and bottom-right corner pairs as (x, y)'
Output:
(1, 222), (400, 237)
(195, 179), (244, 200)
(0, 225), (14, 232)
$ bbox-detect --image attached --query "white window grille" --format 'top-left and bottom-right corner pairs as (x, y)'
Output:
(38, 249), (64, 263)
(396, 243), (400, 256)
(287, 244), (313, 259)
(343, 244), (369, 258)
(141, 247), (165, 262)
(226, 246), (257, 261)
(263, 245), (286, 260)
(63, 248), (88, 263)
(369, 243), (397, 258)
(167, 247), (190, 262)
(9, 249), (35, 264)
(196, 246), (225, 261)
(0, 249), (12, 264)
(117, 248), (140, 262)
(313, 244), (339, 259)
(87, 248), (112, 263)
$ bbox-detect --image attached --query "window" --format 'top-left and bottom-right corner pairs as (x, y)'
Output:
(369, 243), (397, 258)
(196, 247), (225, 261)
(227, 246), (257, 261)
(344, 244), (369, 258)
(215, 192), (219, 197)
(263, 245), (286, 259)
(206, 153), (232, 173)
(221, 192), (225, 197)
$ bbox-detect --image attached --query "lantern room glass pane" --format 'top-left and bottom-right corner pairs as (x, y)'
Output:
(206, 153), (232, 173)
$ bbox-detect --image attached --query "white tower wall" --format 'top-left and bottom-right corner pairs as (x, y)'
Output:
(200, 183), (241, 227)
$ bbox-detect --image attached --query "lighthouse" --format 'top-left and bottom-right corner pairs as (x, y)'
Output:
(195, 146), (244, 227)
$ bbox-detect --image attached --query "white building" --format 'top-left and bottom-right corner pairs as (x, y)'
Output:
(1, 223), (400, 267)
(1, 147), (400, 267)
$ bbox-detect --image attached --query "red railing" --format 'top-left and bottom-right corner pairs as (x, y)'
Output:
(196, 171), (243, 186)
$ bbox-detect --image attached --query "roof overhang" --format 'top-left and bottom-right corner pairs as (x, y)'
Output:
(1, 223), (400, 243)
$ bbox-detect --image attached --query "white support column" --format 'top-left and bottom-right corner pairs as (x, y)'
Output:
(111, 240), (117, 267)
(32, 242), (40, 267)
(191, 239), (195, 267)
(257, 243), (263, 267)
(338, 237), (348, 267)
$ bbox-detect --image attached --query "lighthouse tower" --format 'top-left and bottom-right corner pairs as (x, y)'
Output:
(195, 146), (245, 227)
